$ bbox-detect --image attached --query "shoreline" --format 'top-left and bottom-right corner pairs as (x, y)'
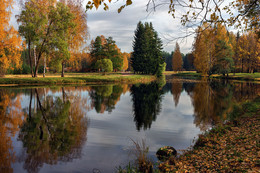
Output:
(164, 71), (260, 81)
(0, 73), (157, 86)
(158, 96), (260, 172)
(118, 96), (260, 172)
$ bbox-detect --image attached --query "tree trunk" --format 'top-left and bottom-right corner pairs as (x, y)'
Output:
(43, 56), (46, 77)
(61, 62), (65, 77)
(28, 42), (34, 77)
(33, 47), (38, 77)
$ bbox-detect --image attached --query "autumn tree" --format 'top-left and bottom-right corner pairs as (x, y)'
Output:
(17, 0), (76, 77)
(67, 51), (91, 72)
(212, 24), (234, 76)
(172, 42), (183, 72)
(237, 32), (260, 73)
(0, 0), (22, 76)
(131, 21), (163, 75)
(193, 23), (216, 75)
(62, 0), (88, 75)
(122, 52), (129, 71)
(228, 31), (239, 74)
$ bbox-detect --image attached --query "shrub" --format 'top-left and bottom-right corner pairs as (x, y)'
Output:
(95, 59), (113, 74)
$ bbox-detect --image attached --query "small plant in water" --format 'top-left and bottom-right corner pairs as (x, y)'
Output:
(130, 138), (153, 173)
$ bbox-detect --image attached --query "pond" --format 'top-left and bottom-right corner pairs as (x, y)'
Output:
(0, 77), (259, 173)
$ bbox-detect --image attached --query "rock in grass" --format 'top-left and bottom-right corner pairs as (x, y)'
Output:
(156, 146), (177, 161)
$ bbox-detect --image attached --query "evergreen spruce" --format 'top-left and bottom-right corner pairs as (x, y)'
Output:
(131, 21), (163, 75)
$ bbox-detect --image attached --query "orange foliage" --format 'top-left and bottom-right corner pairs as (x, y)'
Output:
(65, 0), (88, 52)
(122, 52), (130, 71)
(0, 0), (22, 76)
(193, 23), (216, 75)
(172, 42), (183, 71)
(237, 32), (260, 73)
(171, 80), (183, 107)
(68, 51), (91, 71)
(0, 91), (25, 172)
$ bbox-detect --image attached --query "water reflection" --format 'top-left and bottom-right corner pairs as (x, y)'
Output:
(130, 82), (164, 131)
(0, 89), (25, 173)
(189, 80), (259, 130)
(18, 89), (88, 173)
(171, 80), (183, 107)
(0, 79), (259, 172)
(89, 84), (129, 113)
(189, 80), (232, 130)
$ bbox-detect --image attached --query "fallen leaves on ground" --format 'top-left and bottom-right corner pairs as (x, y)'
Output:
(159, 115), (260, 172)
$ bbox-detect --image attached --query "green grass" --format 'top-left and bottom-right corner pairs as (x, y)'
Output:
(0, 73), (156, 86)
(166, 71), (260, 81)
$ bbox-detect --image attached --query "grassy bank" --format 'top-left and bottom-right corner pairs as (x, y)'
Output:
(158, 96), (260, 172)
(0, 73), (156, 86)
(165, 71), (260, 81)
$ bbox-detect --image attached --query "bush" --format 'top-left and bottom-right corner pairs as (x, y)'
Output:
(95, 59), (113, 73)
(156, 62), (166, 77)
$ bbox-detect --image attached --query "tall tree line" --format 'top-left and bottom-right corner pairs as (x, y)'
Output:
(193, 23), (259, 75)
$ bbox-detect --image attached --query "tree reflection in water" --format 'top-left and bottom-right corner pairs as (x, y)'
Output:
(188, 79), (260, 130)
(0, 80), (259, 172)
(171, 79), (183, 107)
(89, 84), (128, 113)
(0, 89), (25, 173)
(18, 89), (88, 173)
(130, 82), (164, 131)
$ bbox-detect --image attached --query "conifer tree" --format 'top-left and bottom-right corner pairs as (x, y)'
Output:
(131, 21), (163, 75)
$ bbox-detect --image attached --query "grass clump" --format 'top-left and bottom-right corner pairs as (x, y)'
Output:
(117, 139), (154, 173)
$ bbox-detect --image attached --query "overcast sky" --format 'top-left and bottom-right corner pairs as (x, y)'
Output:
(84, 0), (194, 54)
(11, 0), (195, 54)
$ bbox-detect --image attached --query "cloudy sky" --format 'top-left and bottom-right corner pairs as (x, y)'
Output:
(11, 0), (195, 54)
(84, 0), (194, 54)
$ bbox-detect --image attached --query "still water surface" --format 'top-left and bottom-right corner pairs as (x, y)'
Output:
(0, 78), (259, 173)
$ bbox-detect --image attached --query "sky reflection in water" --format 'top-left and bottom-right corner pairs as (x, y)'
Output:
(0, 79), (259, 173)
